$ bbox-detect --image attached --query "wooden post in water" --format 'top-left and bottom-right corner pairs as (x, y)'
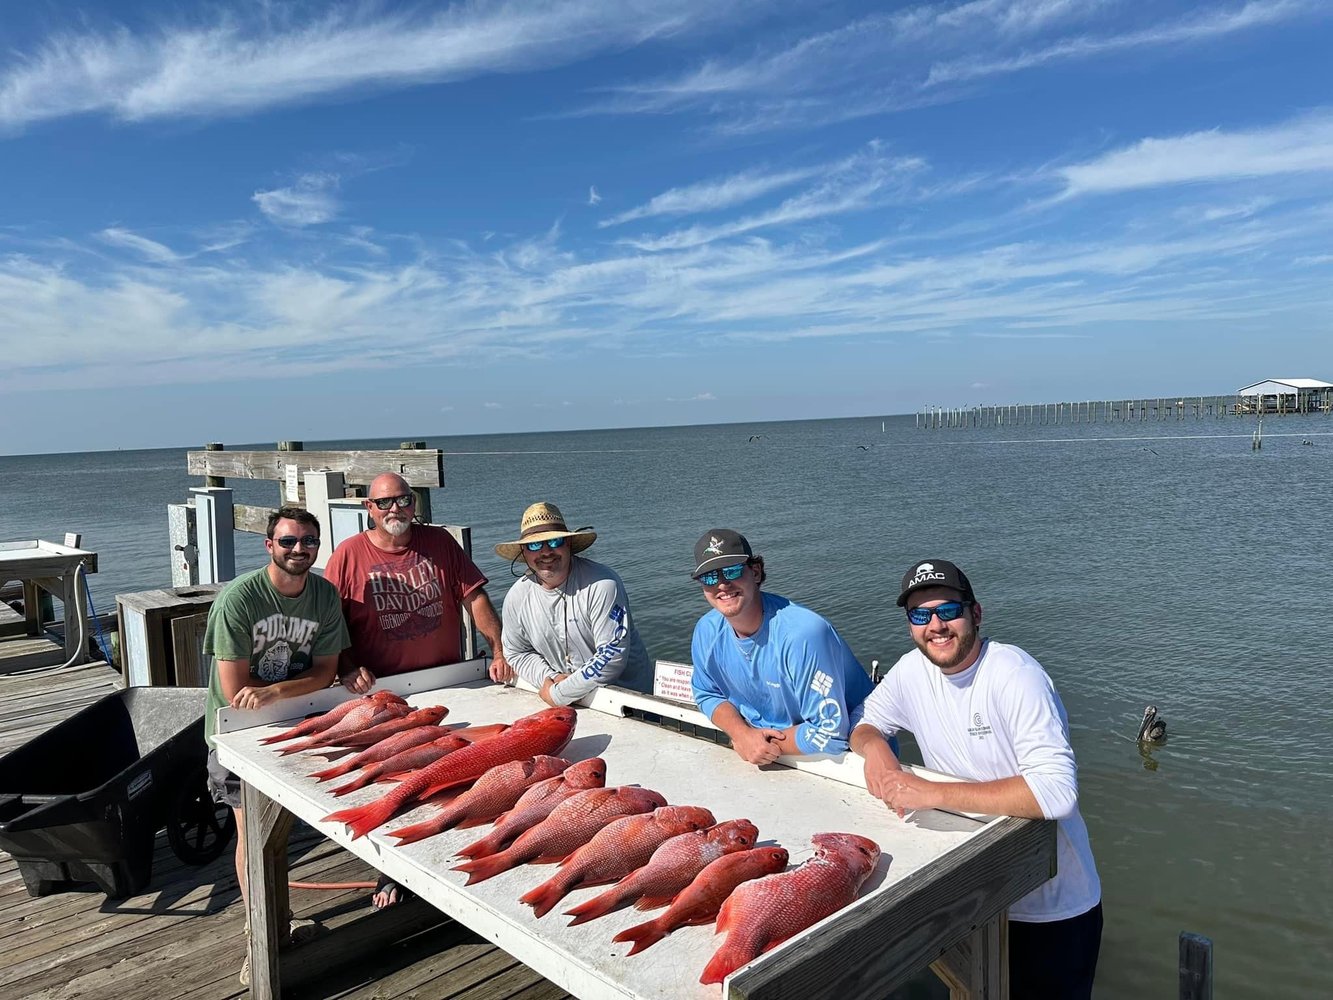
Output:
(205, 442), (225, 487)
(400, 441), (434, 523)
(1178, 932), (1213, 1000)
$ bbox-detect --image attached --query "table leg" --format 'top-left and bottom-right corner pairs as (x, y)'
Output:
(242, 780), (294, 999)
(930, 912), (1008, 999)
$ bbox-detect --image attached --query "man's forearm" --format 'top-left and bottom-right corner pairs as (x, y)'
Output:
(929, 775), (1045, 819)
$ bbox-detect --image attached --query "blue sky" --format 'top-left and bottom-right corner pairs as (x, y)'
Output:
(2, 0), (1331, 453)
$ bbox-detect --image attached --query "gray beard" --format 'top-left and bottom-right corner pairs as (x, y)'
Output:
(381, 518), (411, 537)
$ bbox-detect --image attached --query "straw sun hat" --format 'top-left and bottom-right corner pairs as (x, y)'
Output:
(494, 502), (597, 561)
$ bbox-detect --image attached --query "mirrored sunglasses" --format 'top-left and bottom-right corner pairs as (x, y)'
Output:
(906, 601), (971, 626)
(698, 564), (747, 586)
(369, 494), (415, 511)
(524, 537), (567, 552)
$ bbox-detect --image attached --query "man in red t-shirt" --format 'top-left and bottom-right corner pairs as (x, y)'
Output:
(325, 473), (512, 687)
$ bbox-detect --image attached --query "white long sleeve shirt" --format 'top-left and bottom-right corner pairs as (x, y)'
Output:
(853, 639), (1101, 922)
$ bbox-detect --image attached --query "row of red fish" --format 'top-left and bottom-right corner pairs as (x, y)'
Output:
(259, 696), (881, 985)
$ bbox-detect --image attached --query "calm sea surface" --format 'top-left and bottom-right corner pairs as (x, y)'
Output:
(2, 414), (1331, 996)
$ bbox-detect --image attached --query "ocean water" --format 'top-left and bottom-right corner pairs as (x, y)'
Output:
(2, 414), (1331, 996)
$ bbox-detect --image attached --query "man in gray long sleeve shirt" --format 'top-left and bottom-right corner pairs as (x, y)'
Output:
(496, 502), (652, 705)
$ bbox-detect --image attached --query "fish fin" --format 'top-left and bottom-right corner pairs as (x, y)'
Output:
(328, 775), (370, 797)
(308, 763), (354, 782)
(518, 875), (570, 918)
(632, 894), (674, 911)
(415, 775), (476, 800)
(385, 817), (444, 846)
(322, 797), (401, 839)
(700, 938), (751, 986)
(451, 723), (508, 743)
(714, 894), (738, 934)
(313, 747), (355, 761)
(613, 920), (666, 956)
(453, 814), (494, 830)
(454, 833), (504, 860)
(530, 851), (572, 864)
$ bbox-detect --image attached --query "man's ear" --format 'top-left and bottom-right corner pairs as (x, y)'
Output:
(970, 601), (982, 629)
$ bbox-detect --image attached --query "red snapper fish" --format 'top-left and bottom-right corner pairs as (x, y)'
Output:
(278, 701), (412, 755)
(387, 755), (574, 845)
(612, 846), (790, 956)
(452, 786), (667, 886)
(259, 691), (407, 744)
(699, 833), (881, 985)
(454, 758), (608, 861)
(308, 727), (449, 782)
(520, 805), (716, 918)
(563, 818), (759, 926)
(311, 704), (448, 750)
(323, 707), (576, 839)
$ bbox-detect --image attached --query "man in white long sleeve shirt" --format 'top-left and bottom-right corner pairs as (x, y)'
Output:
(850, 559), (1101, 1000)
(496, 502), (652, 705)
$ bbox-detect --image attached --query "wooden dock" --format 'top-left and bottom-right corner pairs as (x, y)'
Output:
(0, 661), (573, 1000)
(916, 391), (1333, 429)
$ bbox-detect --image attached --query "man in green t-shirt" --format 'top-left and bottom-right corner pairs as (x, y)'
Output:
(203, 505), (348, 984)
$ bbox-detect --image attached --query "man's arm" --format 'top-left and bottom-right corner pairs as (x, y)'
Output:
(549, 580), (635, 705)
(852, 723), (1043, 819)
(222, 653), (340, 711)
(711, 702), (786, 766)
(464, 587), (513, 683)
(779, 628), (864, 756)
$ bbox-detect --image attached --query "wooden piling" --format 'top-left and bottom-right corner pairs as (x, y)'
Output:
(204, 442), (225, 487)
(1179, 932), (1213, 1000)
(400, 441), (434, 523)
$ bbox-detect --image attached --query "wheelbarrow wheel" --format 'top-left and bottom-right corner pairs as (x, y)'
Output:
(167, 765), (235, 866)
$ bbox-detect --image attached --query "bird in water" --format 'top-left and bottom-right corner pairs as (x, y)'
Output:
(1137, 705), (1167, 744)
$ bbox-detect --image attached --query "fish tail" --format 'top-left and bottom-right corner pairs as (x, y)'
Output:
(700, 937), (752, 986)
(613, 919), (667, 956)
(328, 773), (371, 796)
(309, 762), (355, 782)
(313, 747), (355, 761)
(451, 850), (514, 885)
(386, 814), (448, 846)
(322, 793), (402, 839)
(519, 873), (572, 918)
(454, 832), (503, 860)
(259, 731), (300, 745)
(563, 888), (622, 926)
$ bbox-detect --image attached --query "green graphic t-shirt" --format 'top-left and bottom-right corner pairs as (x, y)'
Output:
(203, 567), (349, 747)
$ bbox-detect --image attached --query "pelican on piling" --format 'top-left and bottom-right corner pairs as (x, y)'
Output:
(1137, 705), (1167, 744)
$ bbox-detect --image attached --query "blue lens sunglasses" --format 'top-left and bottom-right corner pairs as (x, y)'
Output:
(698, 564), (747, 586)
(906, 601), (972, 626)
(524, 537), (567, 552)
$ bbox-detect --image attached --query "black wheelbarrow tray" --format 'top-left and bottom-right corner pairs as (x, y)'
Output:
(0, 686), (234, 898)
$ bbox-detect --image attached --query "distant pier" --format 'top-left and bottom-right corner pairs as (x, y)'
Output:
(916, 391), (1333, 429)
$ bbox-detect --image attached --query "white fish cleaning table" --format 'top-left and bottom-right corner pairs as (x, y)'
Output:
(214, 661), (1054, 999)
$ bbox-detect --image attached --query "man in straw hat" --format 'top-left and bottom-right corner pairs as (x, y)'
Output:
(496, 501), (652, 705)
(689, 528), (874, 766)
(850, 559), (1101, 999)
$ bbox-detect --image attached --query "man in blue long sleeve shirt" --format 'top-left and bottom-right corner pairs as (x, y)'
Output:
(689, 528), (873, 765)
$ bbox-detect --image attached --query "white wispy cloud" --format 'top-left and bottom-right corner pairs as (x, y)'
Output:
(666, 392), (717, 402)
(600, 165), (822, 227)
(1058, 112), (1333, 197)
(588, 186), (602, 206)
(0, 1), (748, 131)
(253, 173), (341, 226)
(97, 227), (179, 263)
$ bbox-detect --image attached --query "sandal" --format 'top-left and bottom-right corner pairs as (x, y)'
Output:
(373, 872), (415, 909)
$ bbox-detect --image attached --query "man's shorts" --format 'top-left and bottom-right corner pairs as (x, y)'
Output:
(206, 748), (242, 809)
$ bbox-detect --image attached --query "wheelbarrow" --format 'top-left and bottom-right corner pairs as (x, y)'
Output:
(0, 686), (234, 898)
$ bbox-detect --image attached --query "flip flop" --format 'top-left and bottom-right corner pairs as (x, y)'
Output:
(373, 872), (415, 909)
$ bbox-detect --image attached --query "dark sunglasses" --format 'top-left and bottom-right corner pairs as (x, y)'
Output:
(524, 537), (567, 552)
(698, 564), (746, 586)
(369, 494), (415, 511)
(274, 534), (321, 550)
(906, 601), (971, 626)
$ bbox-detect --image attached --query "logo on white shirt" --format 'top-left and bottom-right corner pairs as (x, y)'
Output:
(967, 712), (993, 739)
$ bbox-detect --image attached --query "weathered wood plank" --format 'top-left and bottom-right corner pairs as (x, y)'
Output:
(728, 817), (1056, 1000)
(243, 781), (295, 999)
(187, 450), (444, 488)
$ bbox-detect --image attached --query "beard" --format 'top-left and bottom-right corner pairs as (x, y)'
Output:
(380, 516), (411, 537)
(914, 626), (980, 671)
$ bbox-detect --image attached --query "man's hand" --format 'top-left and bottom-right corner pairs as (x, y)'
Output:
(731, 725), (785, 766)
(340, 666), (376, 694)
(489, 653), (515, 684)
(871, 766), (942, 819)
(231, 685), (281, 711)
(539, 673), (571, 706)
